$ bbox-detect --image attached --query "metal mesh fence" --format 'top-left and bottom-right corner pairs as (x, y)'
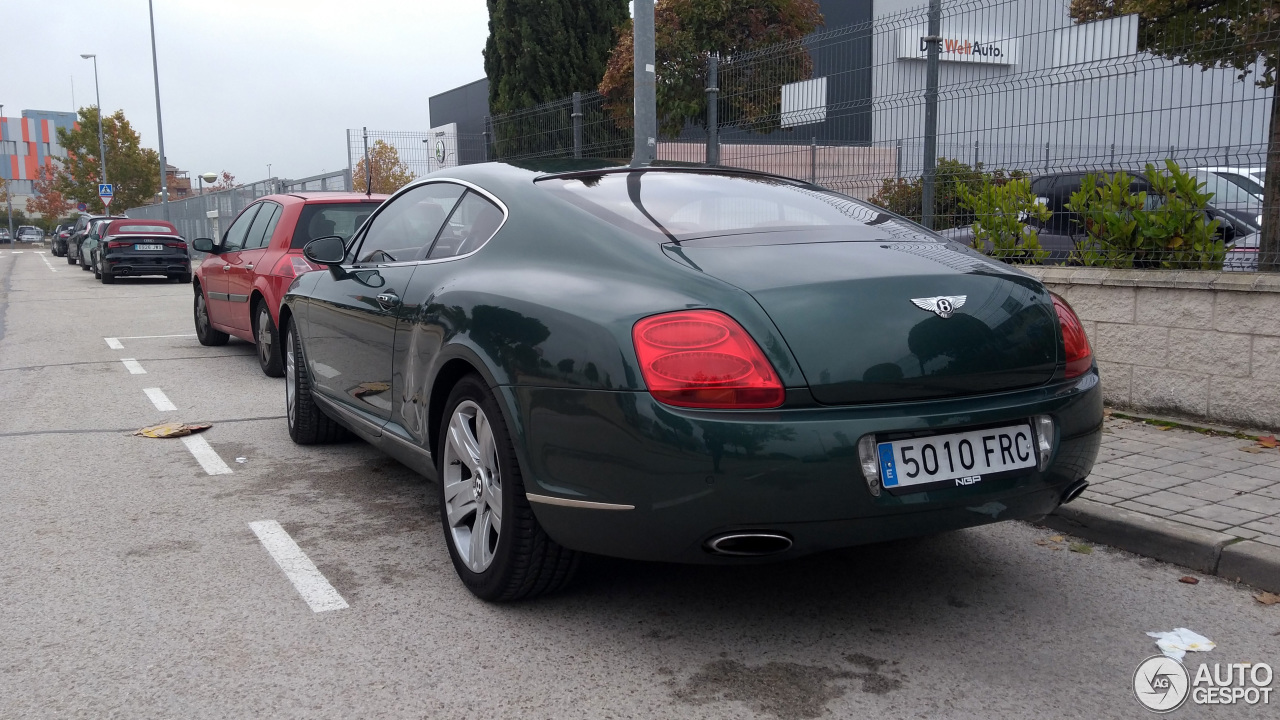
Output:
(346, 128), (488, 190)
(354, 0), (1276, 271)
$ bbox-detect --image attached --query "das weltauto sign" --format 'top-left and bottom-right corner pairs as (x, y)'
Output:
(897, 25), (1019, 66)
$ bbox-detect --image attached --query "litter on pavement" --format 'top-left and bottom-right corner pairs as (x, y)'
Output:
(132, 422), (213, 438)
(1146, 628), (1216, 660)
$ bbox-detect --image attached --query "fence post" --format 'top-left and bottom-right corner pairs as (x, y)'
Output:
(1110, 143), (1115, 166)
(483, 115), (492, 161)
(1044, 141), (1050, 175)
(572, 92), (583, 159)
(896, 138), (903, 178)
(346, 129), (355, 191)
(705, 54), (719, 167)
(973, 140), (979, 169)
(362, 127), (371, 196)
(920, 0), (942, 230)
(1223, 144), (1230, 166)
(811, 137), (817, 184)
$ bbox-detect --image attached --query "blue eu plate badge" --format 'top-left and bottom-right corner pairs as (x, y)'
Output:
(878, 443), (899, 487)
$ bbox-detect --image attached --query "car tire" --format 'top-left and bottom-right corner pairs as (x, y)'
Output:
(66, 253), (76, 265)
(254, 302), (285, 378)
(437, 374), (579, 602)
(177, 272), (192, 284)
(93, 256), (101, 279)
(285, 321), (346, 445)
(100, 267), (115, 284)
(193, 285), (228, 346)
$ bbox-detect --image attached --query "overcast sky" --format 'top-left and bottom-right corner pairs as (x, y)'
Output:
(2, 0), (491, 184)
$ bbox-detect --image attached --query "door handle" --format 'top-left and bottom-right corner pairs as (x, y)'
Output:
(375, 292), (401, 309)
(222, 264), (230, 272)
(246, 264), (254, 270)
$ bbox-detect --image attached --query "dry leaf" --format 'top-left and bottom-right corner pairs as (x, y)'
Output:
(1178, 576), (1199, 585)
(1049, 535), (1064, 543)
(1258, 435), (1277, 449)
(1069, 543), (1093, 554)
(1255, 592), (1280, 606)
(1160, 426), (1174, 431)
(351, 381), (391, 398)
(133, 422), (212, 438)
(1242, 446), (1265, 454)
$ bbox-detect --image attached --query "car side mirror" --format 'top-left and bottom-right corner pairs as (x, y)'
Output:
(192, 237), (217, 253)
(304, 235), (347, 266)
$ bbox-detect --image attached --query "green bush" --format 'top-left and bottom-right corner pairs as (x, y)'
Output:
(869, 158), (1026, 231)
(1065, 160), (1224, 269)
(957, 177), (1051, 263)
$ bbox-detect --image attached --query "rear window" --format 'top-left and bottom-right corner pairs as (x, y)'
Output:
(540, 171), (919, 242)
(291, 202), (382, 249)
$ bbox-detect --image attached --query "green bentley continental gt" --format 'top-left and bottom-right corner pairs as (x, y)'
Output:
(281, 161), (1102, 601)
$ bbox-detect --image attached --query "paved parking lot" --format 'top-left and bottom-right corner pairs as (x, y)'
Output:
(1, 248), (1277, 719)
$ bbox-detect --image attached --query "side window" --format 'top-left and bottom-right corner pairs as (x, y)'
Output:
(244, 202), (282, 250)
(355, 183), (465, 264)
(222, 205), (261, 251)
(428, 191), (505, 260)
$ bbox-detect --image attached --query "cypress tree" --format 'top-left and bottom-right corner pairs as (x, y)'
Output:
(484, 0), (629, 116)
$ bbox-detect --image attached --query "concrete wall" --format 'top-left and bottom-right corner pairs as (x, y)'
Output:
(1025, 267), (1280, 431)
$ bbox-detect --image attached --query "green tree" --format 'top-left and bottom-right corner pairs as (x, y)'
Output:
(485, 0), (629, 116)
(599, 0), (823, 136)
(353, 140), (417, 194)
(56, 107), (160, 212)
(1069, 0), (1278, 268)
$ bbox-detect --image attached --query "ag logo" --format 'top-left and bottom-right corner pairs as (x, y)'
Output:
(434, 139), (446, 164)
(1134, 655), (1190, 713)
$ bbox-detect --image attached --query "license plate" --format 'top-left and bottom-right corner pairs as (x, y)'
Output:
(878, 423), (1037, 491)
(135, 244), (163, 251)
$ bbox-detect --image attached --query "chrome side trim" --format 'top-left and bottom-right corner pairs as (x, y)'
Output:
(207, 291), (231, 301)
(228, 293), (250, 303)
(525, 494), (635, 511)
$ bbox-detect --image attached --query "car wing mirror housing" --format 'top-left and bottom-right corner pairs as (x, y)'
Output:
(304, 235), (347, 266)
(192, 237), (217, 253)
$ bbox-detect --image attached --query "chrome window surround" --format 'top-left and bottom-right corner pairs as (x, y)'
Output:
(346, 178), (510, 269)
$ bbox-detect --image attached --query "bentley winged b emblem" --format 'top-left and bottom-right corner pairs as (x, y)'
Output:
(911, 295), (967, 319)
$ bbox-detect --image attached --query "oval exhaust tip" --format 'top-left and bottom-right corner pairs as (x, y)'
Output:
(706, 532), (793, 557)
(1062, 480), (1089, 505)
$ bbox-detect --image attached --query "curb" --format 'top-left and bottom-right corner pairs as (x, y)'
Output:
(1038, 498), (1280, 593)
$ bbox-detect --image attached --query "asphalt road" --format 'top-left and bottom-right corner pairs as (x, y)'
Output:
(1, 248), (1276, 719)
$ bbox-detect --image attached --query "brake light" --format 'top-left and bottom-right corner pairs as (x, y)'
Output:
(273, 254), (318, 278)
(107, 240), (129, 249)
(1051, 293), (1092, 378)
(632, 310), (784, 409)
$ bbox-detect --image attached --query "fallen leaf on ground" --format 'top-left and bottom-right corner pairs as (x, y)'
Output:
(1178, 576), (1199, 585)
(1160, 425), (1174, 431)
(1069, 543), (1093, 554)
(1255, 592), (1280, 606)
(351, 381), (391, 398)
(1258, 435), (1277, 449)
(1242, 446), (1265, 454)
(1049, 535), (1064, 542)
(133, 422), (212, 438)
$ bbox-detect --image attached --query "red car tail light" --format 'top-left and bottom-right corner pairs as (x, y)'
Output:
(1051, 293), (1093, 378)
(272, 254), (318, 278)
(106, 240), (129, 249)
(632, 310), (784, 409)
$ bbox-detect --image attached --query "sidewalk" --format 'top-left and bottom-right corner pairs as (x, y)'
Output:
(1043, 413), (1280, 592)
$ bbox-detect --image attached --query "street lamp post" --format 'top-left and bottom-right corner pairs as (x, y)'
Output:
(79, 54), (108, 208)
(147, 0), (170, 221)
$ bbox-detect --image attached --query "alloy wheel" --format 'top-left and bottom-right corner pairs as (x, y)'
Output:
(442, 400), (503, 574)
(196, 293), (210, 333)
(257, 307), (273, 366)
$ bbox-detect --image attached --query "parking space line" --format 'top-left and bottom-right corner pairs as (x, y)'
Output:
(105, 338), (124, 349)
(121, 358), (147, 374)
(180, 434), (232, 475)
(39, 255), (58, 273)
(104, 334), (197, 349)
(248, 520), (349, 613)
(143, 388), (176, 411)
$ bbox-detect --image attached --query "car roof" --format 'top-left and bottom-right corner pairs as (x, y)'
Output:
(251, 192), (390, 205)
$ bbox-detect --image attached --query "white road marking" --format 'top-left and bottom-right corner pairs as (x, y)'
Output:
(180, 434), (232, 475)
(121, 358), (147, 374)
(39, 255), (58, 272)
(11, 251), (23, 254)
(143, 387), (176, 411)
(117, 333), (198, 340)
(248, 520), (349, 613)
(35, 251), (45, 255)
(104, 338), (124, 349)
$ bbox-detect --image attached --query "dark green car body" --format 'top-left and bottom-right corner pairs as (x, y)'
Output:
(283, 161), (1102, 564)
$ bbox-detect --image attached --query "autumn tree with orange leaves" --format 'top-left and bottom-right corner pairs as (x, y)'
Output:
(28, 166), (74, 229)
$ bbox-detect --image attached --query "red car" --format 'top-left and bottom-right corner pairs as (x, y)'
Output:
(191, 193), (387, 376)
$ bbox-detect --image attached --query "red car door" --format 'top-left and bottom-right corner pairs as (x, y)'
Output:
(207, 204), (261, 327)
(224, 201), (283, 331)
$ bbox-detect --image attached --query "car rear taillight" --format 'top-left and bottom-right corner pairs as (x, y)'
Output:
(106, 240), (129, 249)
(632, 310), (784, 409)
(272, 254), (318, 278)
(1051, 293), (1092, 378)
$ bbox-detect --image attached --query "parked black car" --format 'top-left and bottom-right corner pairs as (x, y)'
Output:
(51, 224), (74, 256)
(67, 214), (124, 265)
